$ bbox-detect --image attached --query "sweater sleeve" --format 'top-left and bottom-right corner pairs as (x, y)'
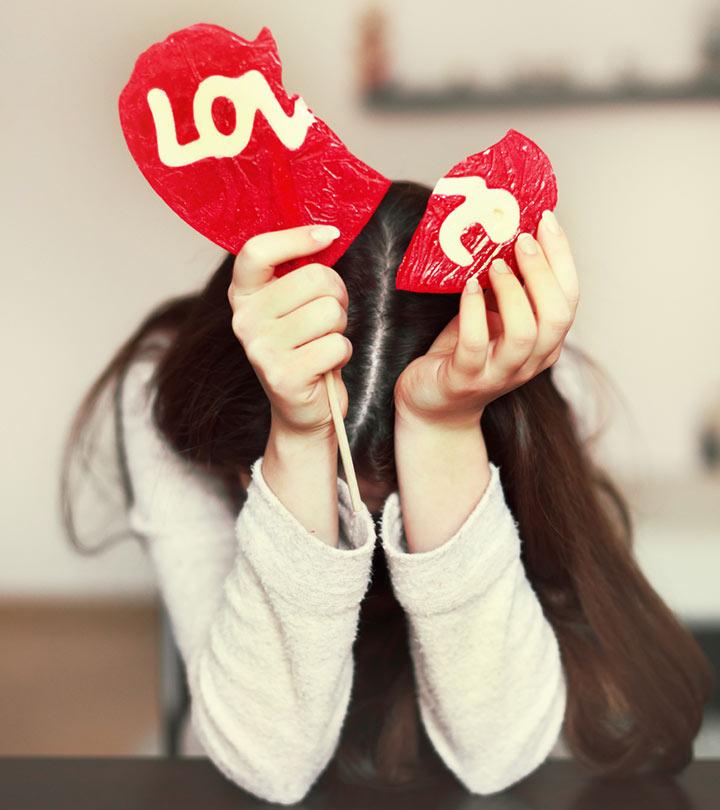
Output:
(119, 356), (377, 804)
(378, 461), (567, 796)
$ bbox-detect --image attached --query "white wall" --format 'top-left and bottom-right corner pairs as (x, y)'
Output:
(2, 0), (718, 598)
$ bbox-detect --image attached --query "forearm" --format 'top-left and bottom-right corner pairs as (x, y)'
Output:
(189, 452), (376, 803)
(381, 427), (567, 794)
(394, 410), (491, 553)
(401, 564), (567, 794)
(261, 421), (340, 547)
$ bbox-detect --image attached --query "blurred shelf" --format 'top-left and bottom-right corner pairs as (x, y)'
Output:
(362, 78), (720, 113)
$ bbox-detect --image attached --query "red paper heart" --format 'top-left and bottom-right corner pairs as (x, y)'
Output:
(395, 129), (558, 293)
(119, 23), (391, 276)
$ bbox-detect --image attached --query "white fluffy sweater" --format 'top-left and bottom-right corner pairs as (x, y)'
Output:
(120, 352), (568, 804)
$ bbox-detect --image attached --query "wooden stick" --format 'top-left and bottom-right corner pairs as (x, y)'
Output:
(323, 370), (363, 513)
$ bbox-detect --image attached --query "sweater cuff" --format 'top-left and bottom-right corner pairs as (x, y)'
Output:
(379, 462), (521, 616)
(236, 455), (377, 614)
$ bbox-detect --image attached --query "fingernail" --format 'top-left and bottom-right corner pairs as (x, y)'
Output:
(541, 209), (561, 235)
(518, 232), (539, 255)
(492, 258), (511, 274)
(465, 276), (480, 293)
(310, 224), (340, 242)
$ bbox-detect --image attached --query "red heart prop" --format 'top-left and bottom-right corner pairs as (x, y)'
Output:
(119, 23), (391, 276)
(395, 129), (558, 293)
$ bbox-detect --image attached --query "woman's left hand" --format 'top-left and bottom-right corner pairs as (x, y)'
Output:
(394, 210), (580, 428)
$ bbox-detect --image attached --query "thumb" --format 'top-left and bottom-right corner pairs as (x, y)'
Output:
(232, 224), (340, 295)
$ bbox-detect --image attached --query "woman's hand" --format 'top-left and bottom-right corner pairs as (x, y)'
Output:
(230, 224), (353, 546)
(394, 210), (580, 428)
(228, 224), (353, 438)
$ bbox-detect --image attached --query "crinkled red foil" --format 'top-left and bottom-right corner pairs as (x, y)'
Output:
(395, 129), (557, 293)
(119, 23), (391, 276)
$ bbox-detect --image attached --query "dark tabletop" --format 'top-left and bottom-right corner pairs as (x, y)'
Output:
(1, 758), (719, 810)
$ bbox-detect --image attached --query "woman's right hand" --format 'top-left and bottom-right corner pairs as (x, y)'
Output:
(228, 224), (353, 438)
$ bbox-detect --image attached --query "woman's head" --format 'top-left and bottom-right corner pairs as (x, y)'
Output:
(149, 180), (470, 491)
(61, 179), (715, 788)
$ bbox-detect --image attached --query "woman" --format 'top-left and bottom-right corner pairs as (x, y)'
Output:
(61, 180), (714, 803)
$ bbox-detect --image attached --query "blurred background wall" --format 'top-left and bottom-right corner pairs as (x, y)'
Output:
(2, 0), (719, 761)
(2, 0), (718, 609)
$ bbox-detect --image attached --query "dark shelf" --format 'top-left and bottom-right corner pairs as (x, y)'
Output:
(362, 77), (720, 112)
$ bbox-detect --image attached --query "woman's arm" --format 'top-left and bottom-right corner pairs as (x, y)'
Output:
(260, 419), (342, 548)
(392, 412), (492, 554)
(223, 222), (360, 550)
(120, 356), (376, 804)
(382, 215), (578, 795)
(380, 415), (567, 795)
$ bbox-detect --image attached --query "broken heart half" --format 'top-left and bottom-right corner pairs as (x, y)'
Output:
(395, 129), (558, 293)
(118, 23), (391, 276)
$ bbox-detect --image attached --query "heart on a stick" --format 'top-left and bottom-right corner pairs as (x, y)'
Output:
(395, 129), (558, 293)
(119, 23), (391, 275)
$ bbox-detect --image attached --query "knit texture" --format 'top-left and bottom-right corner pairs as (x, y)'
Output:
(380, 466), (568, 794)
(120, 352), (568, 803)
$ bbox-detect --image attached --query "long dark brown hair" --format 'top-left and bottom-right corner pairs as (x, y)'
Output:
(60, 180), (714, 789)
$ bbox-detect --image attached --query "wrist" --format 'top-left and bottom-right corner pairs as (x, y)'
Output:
(393, 406), (490, 554)
(395, 403), (484, 435)
(267, 419), (338, 467)
(259, 420), (341, 549)
(394, 407), (489, 482)
(270, 404), (338, 444)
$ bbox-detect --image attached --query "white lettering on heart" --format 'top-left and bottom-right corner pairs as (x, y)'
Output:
(432, 176), (521, 266)
(146, 69), (316, 167)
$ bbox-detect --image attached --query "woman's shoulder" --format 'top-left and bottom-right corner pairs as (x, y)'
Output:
(119, 329), (226, 489)
(128, 327), (176, 369)
(121, 329), (176, 406)
(119, 329), (239, 528)
(118, 329), (181, 448)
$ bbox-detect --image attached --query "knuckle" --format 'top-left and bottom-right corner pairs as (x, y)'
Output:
(245, 334), (270, 366)
(304, 262), (326, 285)
(264, 367), (283, 392)
(332, 331), (350, 354)
(328, 267), (348, 296)
(231, 309), (246, 339)
(323, 295), (345, 322)
(232, 301), (259, 338)
(261, 357), (287, 391)
(510, 330), (537, 349)
(546, 313), (571, 335)
(235, 234), (273, 272)
(242, 335), (260, 363)
(544, 348), (562, 368)
(240, 235), (267, 266)
(462, 336), (487, 353)
(229, 290), (249, 318)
